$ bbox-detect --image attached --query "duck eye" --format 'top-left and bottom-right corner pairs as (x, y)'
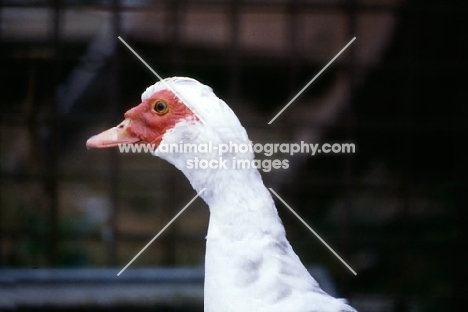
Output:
(153, 100), (168, 114)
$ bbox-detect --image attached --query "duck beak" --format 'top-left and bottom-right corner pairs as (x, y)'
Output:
(86, 119), (141, 148)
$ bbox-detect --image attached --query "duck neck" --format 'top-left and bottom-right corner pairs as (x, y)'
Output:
(193, 166), (286, 246)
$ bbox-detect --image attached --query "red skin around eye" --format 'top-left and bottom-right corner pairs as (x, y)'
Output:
(86, 89), (197, 149)
(125, 89), (196, 145)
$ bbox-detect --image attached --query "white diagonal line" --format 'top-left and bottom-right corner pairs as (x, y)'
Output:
(117, 36), (206, 124)
(268, 188), (357, 275)
(268, 37), (356, 124)
(118, 36), (163, 81)
(117, 188), (206, 276)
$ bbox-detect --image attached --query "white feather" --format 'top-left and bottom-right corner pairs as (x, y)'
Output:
(146, 77), (356, 312)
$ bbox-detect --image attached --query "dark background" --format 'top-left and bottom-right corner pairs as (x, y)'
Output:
(1, 0), (467, 311)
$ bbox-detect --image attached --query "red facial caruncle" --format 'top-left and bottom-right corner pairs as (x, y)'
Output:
(86, 89), (196, 148)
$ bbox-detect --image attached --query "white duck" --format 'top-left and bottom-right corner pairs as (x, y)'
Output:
(87, 77), (356, 312)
